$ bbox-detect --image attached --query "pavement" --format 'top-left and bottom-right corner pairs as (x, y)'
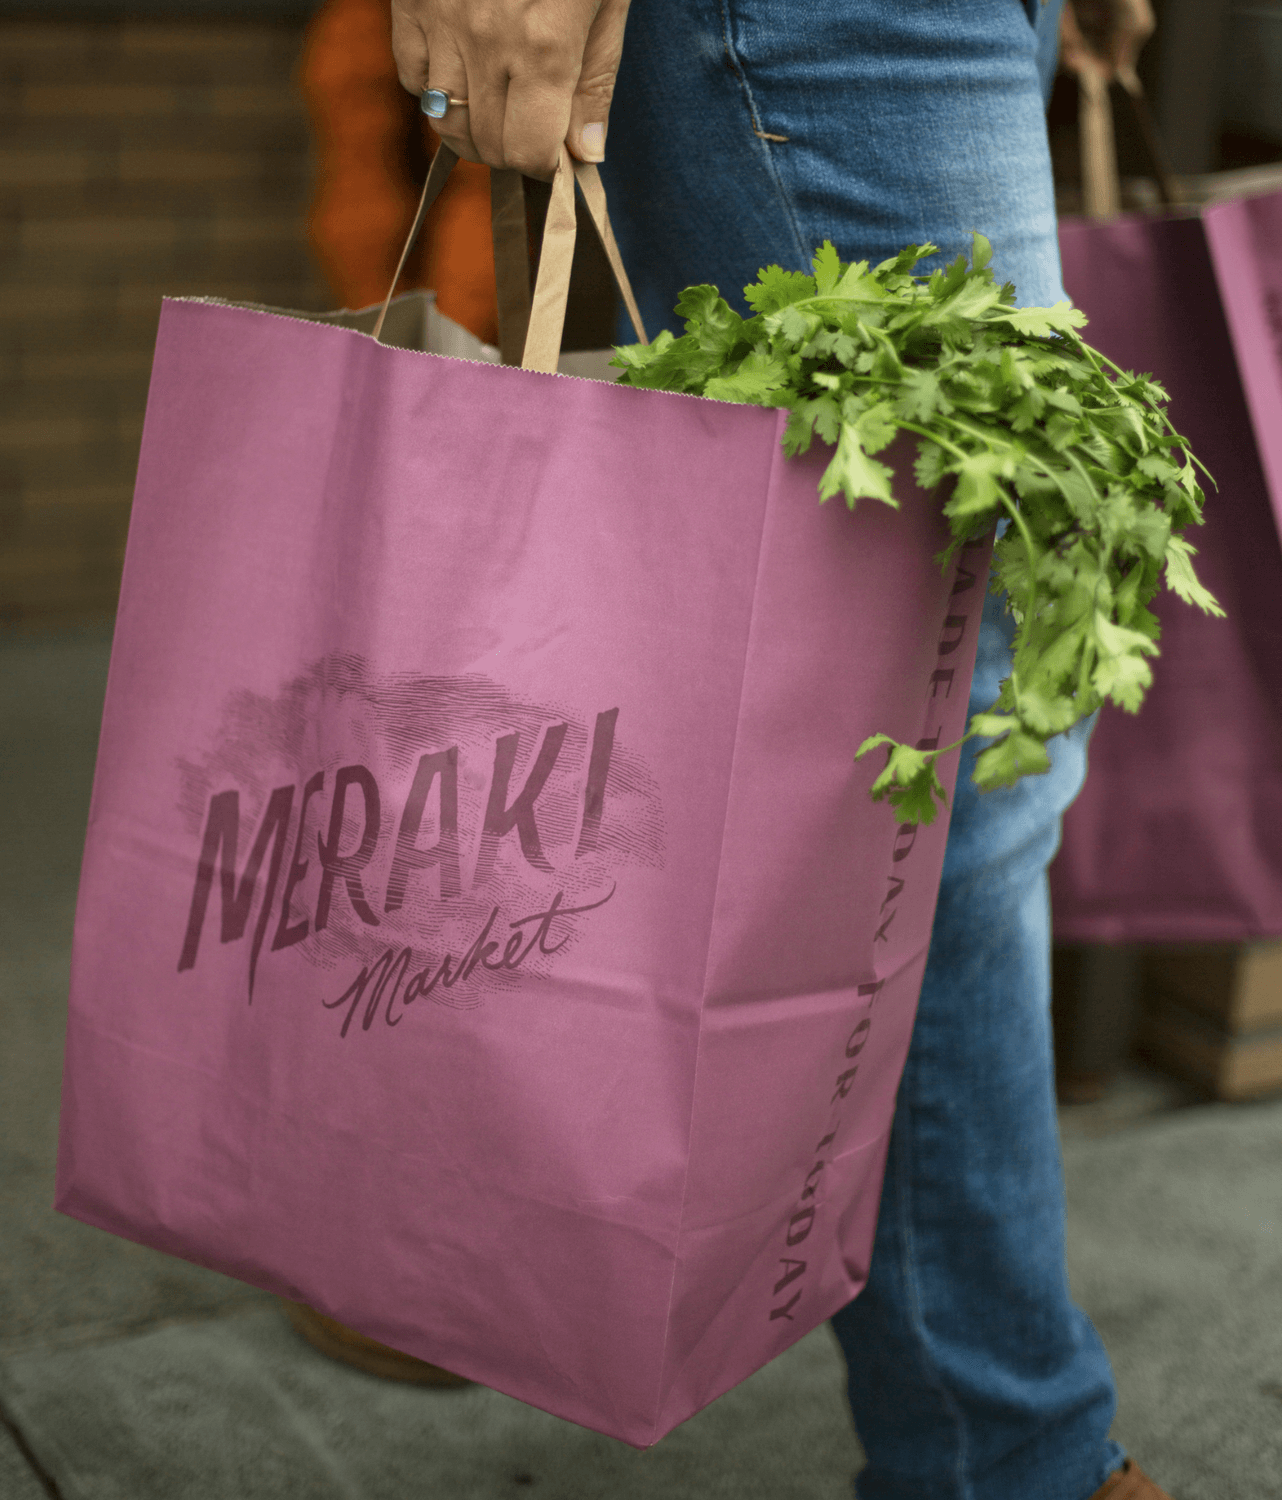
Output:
(2, 623), (1280, 1500)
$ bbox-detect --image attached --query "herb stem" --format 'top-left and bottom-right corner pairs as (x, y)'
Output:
(892, 420), (968, 462)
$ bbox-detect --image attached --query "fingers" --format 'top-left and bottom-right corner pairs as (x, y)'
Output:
(425, 37), (485, 166)
(478, 4), (588, 179)
(498, 76), (577, 180)
(389, 0), (624, 178)
(390, 3), (482, 164)
(567, 0), (630, 163)
(390, 1), (430, 96)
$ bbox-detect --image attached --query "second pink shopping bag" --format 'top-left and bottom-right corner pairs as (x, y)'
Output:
(1051, 190), (1282, 943)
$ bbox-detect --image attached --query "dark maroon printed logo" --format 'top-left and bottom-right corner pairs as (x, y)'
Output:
(174, 656), (664, 1031)
(765, 537), (987, 1324)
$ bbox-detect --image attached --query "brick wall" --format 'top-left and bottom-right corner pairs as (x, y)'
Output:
(0, 18), (326, 622)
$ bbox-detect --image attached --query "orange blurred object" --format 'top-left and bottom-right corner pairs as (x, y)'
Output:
(298, 0), (500, 345)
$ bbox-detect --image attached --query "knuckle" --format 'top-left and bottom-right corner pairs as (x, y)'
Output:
(390, 43), (429, 90)
(468, 19), (502, 50)
(575, 72), (617, 109)
(467, 133), (503, 168)
(433, 122), (472, 149)
(505, 148), (556, 179)
(515, 20), (577, 81)
(465, 1), (510, 50)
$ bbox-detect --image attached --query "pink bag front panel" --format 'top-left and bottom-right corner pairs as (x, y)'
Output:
(1050, 212), (1282, 944)
(58, 300), (981, 1444)
(654, 437), (985, 1429)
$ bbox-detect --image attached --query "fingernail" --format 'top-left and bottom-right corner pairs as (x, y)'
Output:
(580, 122), (605, 162)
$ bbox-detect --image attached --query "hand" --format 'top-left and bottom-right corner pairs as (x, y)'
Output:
(1059, 0), (1156, 82)
(390, 0), (631, 179)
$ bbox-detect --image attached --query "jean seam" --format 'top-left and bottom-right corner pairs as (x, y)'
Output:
(894, 1053), (976, 1500)
(714, 0), (810, 268)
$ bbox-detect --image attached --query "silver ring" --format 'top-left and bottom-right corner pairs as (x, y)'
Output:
(420, 88), (468, 120)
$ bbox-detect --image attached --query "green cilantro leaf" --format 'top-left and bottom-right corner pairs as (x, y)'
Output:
(812, 241), (843, 295)
(856, 735), (947, 825)
(744, 266), (814, 314)
(896, 368), (948, 422)
(1164, 534), (1227, 616)
(992, 301), (1089, 337)
(819, 424), (897, 508)
(703, 351), (791, 405)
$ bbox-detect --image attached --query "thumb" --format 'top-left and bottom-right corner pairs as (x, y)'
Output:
(567, 0), (631, 163)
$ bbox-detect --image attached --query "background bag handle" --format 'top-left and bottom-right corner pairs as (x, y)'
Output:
(1076, 62), (1121, 220)
(1071, 57), (1182, 221)
(1115, 67), (1183, 210)
(374, 143), (647, 370)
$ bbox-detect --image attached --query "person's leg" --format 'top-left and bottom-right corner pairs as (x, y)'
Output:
(829, 601), (1121, 1500)
(605, 4), (1122, 1497)
(604, 0), (1069, 326)
(1031, 0), (1065, 104)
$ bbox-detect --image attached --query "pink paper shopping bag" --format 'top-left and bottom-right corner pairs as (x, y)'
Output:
(1051, 188), (1282, 943)
(57, 153), (987, 1444)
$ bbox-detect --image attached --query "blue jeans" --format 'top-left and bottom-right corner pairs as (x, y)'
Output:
(603, 3), (1124, 1497)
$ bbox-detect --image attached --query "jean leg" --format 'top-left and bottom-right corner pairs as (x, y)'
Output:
(605, 5), (1120, 1495)
(831, 598), (1123, 1500)
(605, 0), (1068, 336)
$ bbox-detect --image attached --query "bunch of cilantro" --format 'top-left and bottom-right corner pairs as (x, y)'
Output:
(611, 236), (1222, 825)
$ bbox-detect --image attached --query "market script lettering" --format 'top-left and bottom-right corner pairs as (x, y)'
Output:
(321, 885), (616, 1039)
(177, 708), (620, 1006)
(767, 537), (986, 1324)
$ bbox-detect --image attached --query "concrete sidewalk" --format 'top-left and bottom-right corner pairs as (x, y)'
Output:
(2, 625), (1279, 1500)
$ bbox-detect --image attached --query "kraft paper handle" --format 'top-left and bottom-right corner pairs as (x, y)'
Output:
(508, 147), (649, 372)
(372, 140), (459, 342)
(1115, 67), (1183, 209)
(489, 168), (532, 366)
(571, 159), (648, 359)
(1077, 63), (1121, 221)
(375, 143), (648, 372)
(1072, 59), (1181, 222)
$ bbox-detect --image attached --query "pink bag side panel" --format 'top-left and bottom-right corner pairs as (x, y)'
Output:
(58, 300), (786, 1443)
(1051, 215), (1282, 943)
(1205, 190), (1282, 528)
(654, 432), (989, 1437)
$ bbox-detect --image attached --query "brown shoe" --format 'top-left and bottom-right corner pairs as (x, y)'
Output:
(1089, 1459), (1176, 1500)
(283, 1299), (472, 1386)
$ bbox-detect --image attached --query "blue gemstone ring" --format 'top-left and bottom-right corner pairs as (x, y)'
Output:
(420, 88), (468, 120)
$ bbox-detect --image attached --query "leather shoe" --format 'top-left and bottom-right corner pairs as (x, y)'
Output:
(1089, 1459), (1175, 1500)
(282, 1300), (472, 1386)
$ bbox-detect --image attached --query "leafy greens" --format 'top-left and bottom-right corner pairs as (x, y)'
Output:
(611, 236), (1222, 824)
